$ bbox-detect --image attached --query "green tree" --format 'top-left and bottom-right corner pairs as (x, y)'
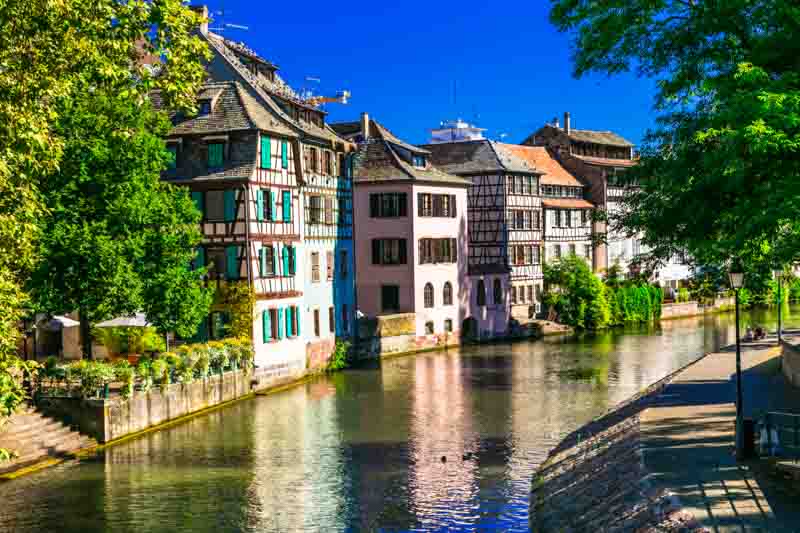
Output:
(550, 1), (800, 270)
(544, 255), (611, 329)
(30, 92), (212, 357)
(0, 0), (209, 426)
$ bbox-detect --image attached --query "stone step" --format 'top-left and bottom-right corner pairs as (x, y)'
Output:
(1, 413), (55, 435)
(1, 419), (67, 443)
(0, 424), (74, 455)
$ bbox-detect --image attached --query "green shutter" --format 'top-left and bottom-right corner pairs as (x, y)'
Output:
(285, 307), (292, 338)
(290, 246), (297, 275)
(258, 247), (265, 277)
(274, 244), (281, 276)
(270, 190), (277, 221)
(261, 136), (272, 169)
(294, 307), (300, 337)
(281, 140), (289, 169)
(282, 190), (291, 222)
(208, 143), (223, 168)
(225, 246), (238, 280)
(195, 246), (205, 271)
(262, 310), (271, 342)
(256, 189), (264, 221)
(277, 308), (284, 339)
(191, 191), (204, 216)
(282, 245), (289, 276)
(224, 190), (235, 222)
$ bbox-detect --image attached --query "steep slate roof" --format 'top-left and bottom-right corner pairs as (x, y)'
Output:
(329, 121), (361, 138)
(421, 140), (540, 175)
(572, 154), (638, 168)
(345, 119), (470, 186)
(152, 81), (295, 137)
(542, 198), (594, 209)
(568, 128), (633, 147)
(502, 145), (583, 187)
(204, 32), (348, 145)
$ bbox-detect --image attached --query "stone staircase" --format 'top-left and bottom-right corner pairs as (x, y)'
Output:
(0, 405), (96, 475)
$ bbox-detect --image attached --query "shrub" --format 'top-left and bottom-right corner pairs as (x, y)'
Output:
(195, 351), (210, 379)
(113, 360), (135, 398)
(543, 255), (610, 329)
(677, 288), (691, 303)
(150, 358), (170, 387)
(326, 340), (352, 372)
(65, 360), (116, 398)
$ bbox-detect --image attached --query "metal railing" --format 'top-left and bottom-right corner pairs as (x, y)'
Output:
(759, 411), (800, 461)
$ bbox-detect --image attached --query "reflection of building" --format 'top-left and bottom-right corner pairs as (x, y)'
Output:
(156, 7), (355, 370)
(332, 115), (470, 340)
(422, 140), (543, 334)
(522, 112), (692, 285)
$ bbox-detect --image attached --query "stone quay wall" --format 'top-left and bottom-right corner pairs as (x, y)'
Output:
(37, 361), (304, 444)
(781, 338), (800, 387)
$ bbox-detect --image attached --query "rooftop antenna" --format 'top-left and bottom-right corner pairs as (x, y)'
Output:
(208, 4), (249, 32)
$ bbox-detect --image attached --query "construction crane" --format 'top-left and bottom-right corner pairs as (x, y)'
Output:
(307, 90), (351, 107)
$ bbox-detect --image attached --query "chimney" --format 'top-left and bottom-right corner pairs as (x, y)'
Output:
(553, 116), (560, 129)
(564, 112), (571, 135)
(190, 5), (209, 36)
(360, 112), (370, 140)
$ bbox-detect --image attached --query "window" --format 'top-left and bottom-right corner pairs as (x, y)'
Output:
(476, 279), (486, 307)
(207, 248), (227, 278)
(418, 238), (457, 264)
(424, 283), (434, 308)
(528, 286), (534, 303)
(342, 304), (349, 334)
(323, 151), (333, 175)
(553, 245), (562, 259)
(166, 145), (177, 169)
(326, 251), (334, 280)
(324, 197), (334, 225)
(533, 246), (541, 265)
(584, 244), (592, 260)
(536, 285), (542, 301)
(372, 239), (407, 265)
(424, 321), (434, 334)
(444, 319), (453, 332)
(309, 195), (322, 224)
(370, 193), (407, 218)
(520, 285), (527, 303)
(208, 143), (224, 169)
(554, 210), (561, 227)
(569, 243), (576, 256)
(329, 306), (335, 333)
(308, 147), (319, 173)
(257, 188), (273, 221)
(314, 309), (320, 337)
(581, 210), (588, 226)
(632, 239), (641, 256)
(198, 100), (211, 115)
(534, 211), (541, 229)
(413, 155), (426, 168)
(209, 311), (230, 340)
(259, 246), (275, 277)
(493, 278), (503, 305)
(311, 252), (320, 282)
(339, 251), (349, 279)
(417, 193), (456, 217)
(443, 282), (453, 305)
(514, 211), (524, 230)
(381, 285), (400, 312)
(205, 191), (225, 221)
(511, 286), (518, 304)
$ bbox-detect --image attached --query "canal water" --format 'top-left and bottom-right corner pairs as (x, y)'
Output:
(1, 305), (797, 532)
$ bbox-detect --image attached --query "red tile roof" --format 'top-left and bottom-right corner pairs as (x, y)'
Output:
(542, 198), (595, 209)
(502, 145), (583, 187)
(573, 154), (637, 168)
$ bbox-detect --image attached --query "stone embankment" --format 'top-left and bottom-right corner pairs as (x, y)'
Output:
(530, 359), (706, 532)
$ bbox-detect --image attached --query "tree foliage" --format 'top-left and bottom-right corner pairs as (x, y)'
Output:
(544, 255), (611, 329)
(550, 0), (800, 272)
(0, 0), (209, 420)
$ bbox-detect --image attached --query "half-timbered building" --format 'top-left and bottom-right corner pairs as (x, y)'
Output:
(522, 112), (692, 286)
(332, 114), (471, 343)
(157, 8), (355, 372)
(421, 140), (544, 334)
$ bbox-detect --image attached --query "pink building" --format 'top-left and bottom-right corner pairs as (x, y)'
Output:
(332, 115), (470, 342)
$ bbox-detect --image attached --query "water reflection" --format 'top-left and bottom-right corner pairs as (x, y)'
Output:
(1, 305), (798, 532)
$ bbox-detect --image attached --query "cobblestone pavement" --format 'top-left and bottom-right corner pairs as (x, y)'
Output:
(641, 336), (800, 532)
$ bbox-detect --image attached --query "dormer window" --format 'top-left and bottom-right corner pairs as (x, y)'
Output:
(198, 100), (211, 116)
(412, 155), (426, 168)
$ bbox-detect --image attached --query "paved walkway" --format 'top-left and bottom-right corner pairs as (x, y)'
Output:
(641, 336), (800, 532)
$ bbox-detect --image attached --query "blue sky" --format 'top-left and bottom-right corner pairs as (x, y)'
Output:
(205, 0), (657, 146)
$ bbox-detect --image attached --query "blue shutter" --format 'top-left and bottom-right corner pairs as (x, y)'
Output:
(256, 189), (264, 221)
(281, 140), (289, 169)
(282, 245), (290, 276)
(262, 310), (271, 342)
(224, 190), (236, 222)
(294, 307), (300, 337)
(195, 246), (205, 271)
(282, 190), (292, 222)
(225, 246), (238, 280)
(191, 191), (204, 217)
(261, 136), (272, 169)
(277, 308), (284, 339)
(285, 307), (292, 338)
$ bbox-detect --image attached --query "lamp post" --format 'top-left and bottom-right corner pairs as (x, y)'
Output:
(774, 269), (783, 344)
(729, 270), (745, 459)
